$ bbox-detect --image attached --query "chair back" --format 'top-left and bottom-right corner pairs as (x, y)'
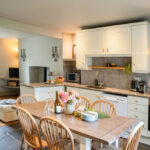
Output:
(123, 122), (144, 150)
(78, 96), (91, 108)
(91, 100), (117, 115)
(40, 116), (74, 150)
(16, 94), (37, 105)
(15, 106), (42, 149)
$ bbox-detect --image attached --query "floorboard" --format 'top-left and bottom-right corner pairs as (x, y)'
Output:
(0, 123), (149, 150)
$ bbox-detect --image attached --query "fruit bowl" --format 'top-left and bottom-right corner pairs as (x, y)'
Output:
(56, 77), (64, 83)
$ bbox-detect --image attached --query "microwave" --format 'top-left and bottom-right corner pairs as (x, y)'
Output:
(67, 73), (80, 83)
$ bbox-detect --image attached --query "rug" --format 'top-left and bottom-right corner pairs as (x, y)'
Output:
(0, 120), (19, 127)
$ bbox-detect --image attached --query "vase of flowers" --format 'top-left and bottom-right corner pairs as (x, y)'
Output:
(59, 91), (80, 114)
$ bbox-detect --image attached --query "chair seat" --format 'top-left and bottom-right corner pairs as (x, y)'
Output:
(25, 136), (47, 148)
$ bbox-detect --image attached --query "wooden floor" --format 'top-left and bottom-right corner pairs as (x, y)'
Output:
(0, 123), (149, 150)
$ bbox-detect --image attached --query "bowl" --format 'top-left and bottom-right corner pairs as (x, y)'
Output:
(56, 78), (64, 83)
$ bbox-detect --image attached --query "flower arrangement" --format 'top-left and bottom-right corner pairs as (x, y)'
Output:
(59, 91), (80, 105)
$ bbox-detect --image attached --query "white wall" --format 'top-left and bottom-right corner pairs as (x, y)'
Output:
(0, 39), (19, 95)
(19, 36), (63, 84)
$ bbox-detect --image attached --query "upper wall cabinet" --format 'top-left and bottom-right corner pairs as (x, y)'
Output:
(132, 22), (150, 73)
(104, 25), (131, 56)
(76, 31), (92, 70)
(84, 25), (132, 56)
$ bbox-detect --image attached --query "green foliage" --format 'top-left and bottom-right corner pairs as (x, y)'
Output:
(124, 62), (132, 76)
(98, 112), (110, 119)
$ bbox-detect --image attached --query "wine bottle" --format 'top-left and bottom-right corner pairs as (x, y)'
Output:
(55, 91), (61, 114)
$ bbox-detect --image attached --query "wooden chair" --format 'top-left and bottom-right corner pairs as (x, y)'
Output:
(99, 121), (144, 150)
(16, 94), (37, 105)
(77, 96), (92, 108)
(40, 116), (75, 150)
(91, 100), (117, 115)
(15, 106), (47, 150)
(16, 95), (38, 149)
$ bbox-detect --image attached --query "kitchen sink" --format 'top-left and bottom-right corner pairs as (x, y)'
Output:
(86, 85), (105, 89)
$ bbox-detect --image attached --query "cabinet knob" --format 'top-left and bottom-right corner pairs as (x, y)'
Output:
(135, 100), (138, 103)
(134, 107), (138, 110)
(134, 115), (138, 118)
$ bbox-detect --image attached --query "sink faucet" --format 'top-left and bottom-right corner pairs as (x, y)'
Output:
(96, 71), (104, 87)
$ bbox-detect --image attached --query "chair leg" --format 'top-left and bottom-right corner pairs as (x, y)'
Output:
(26, 145), (30, 150)
(20, 135), (24, 150)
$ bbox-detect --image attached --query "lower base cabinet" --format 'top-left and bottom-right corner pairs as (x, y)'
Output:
(128, 96), (149, 137)
(67, 87), (102, 105)
(20, 85), (64, 101)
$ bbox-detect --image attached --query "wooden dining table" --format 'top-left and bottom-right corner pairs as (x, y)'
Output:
(15, 101), (136, 150)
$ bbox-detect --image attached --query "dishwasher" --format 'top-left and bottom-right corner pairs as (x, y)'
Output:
(101, 92), (128, 117)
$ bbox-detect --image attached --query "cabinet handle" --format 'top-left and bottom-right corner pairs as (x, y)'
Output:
(107, 48), (109, 52)
(134, 115), (138, 118)
(102, 49), (104, 52)
(134, 107), (138, 110)
(135, 100), (138, 103)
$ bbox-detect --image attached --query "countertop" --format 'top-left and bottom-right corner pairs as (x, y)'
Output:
(21, 82), (150, 98)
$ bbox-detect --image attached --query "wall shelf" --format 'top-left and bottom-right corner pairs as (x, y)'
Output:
(1, 85), (20, 89)
(0, 77), (19, 81)
(88, 66), (125, 70)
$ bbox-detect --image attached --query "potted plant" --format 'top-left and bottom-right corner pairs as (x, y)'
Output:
(124, 62), (132, 89)
(59, 91), (80, 114)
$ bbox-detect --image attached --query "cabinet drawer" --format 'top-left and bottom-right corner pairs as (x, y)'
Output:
(128, 103), (148, 114)
(128, 96), (148, 106)
(67, 87), (80, 93)
(128, 110), (148, 121)
(141, 130), (148, 137)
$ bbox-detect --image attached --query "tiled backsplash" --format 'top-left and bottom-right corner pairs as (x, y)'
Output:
(81, 57), (150, 89)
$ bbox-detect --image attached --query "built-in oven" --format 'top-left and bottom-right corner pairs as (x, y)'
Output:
(66, 73), (80, 83)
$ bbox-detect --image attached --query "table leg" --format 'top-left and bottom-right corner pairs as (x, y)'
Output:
(80, 136), (92, 150)
(73, 133), (92, 150)
(115, 139), (119, 147)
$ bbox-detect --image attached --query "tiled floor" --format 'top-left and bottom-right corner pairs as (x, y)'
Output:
(0, 123), (149, 150)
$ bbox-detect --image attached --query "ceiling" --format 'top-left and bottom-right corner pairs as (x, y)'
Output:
(0, 0), (150, 33)
(0, 27), (34, 38)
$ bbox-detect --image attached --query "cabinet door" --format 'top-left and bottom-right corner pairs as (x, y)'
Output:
(76, 32), (85, 69)
(132, 24), (148, 73)
(67, 87), (80, 93)
(84, 29), (102, 54)
(105, 26), (131, 55)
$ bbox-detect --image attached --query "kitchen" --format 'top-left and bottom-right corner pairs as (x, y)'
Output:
(20, 21), (150, 146)
(0, 1), (150, 149)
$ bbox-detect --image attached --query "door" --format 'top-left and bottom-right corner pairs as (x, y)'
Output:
(105, 25), (131, 55)
(132, 24), (148, 73)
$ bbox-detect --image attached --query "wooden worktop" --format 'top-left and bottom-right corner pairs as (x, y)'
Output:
(21, 82), (150, 98)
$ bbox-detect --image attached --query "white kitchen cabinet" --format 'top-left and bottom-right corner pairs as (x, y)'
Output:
(83, 25), (132, 57)
(84, 29), (103, 55)
(20, 85), (64, 101)
(132, 22), (150, 73)
(67, 87), (102, 104)
(76, 31), (92, 70)
(79, 88), (102, 104)
(67, 86), (80, 93)
(104, 25), (131, 56)
(128, 96), (149, 137)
